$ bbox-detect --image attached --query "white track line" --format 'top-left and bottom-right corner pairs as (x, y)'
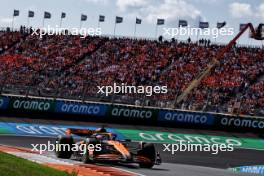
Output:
(110, 166), (146, 176)
(1, 143), (146, 176)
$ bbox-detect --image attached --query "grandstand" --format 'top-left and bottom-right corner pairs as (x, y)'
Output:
(0, 26), (263, 116)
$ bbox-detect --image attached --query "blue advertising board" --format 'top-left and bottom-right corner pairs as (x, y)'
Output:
(0, 122), (124, 140)
(0, 96), (9, 110)
(55, 101), (107, 117)
(158, 110), (215, 126)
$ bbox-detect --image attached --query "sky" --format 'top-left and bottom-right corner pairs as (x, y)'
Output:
(0, 0), (264, 45)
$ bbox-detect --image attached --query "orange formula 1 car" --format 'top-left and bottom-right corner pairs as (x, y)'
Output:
(55, 127), (161, 168)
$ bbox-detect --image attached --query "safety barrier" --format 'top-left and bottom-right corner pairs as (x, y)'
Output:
(0, 95), (263, 132)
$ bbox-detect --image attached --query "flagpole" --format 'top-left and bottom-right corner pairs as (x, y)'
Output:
(42, 18), (45, 28)
(196, 30), (200, 42)
(155, 25), (158, 38)
(176, 17), (179, 41)
(197, 16), (201, 43)
(59, 18), (63, 28)
(79, 20), (82, 29)
(27, 17), (29, 27)
(114, 22), (117, 36)
(11, 15), (14, 31)
(134, 22), (137, 37)
(98, 21), (100, 28)
(177, 24), (180, 41)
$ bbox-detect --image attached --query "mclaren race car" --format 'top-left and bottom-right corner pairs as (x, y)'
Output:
(55, 127), (161, 168)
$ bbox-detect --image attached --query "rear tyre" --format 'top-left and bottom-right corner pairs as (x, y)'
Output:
(137, 143), (155, 168)
(55, 136), (73, 159)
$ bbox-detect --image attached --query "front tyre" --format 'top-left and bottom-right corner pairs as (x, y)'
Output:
(81, 150), (93, 164)
(81, 138), (98, 164)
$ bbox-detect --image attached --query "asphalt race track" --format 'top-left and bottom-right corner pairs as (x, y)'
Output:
(0, 116), (263, 176)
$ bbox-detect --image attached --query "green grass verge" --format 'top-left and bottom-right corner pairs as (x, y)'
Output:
(0, 151), (75, 176)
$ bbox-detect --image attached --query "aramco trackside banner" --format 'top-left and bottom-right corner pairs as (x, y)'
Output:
(0, 95), (263, 132)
